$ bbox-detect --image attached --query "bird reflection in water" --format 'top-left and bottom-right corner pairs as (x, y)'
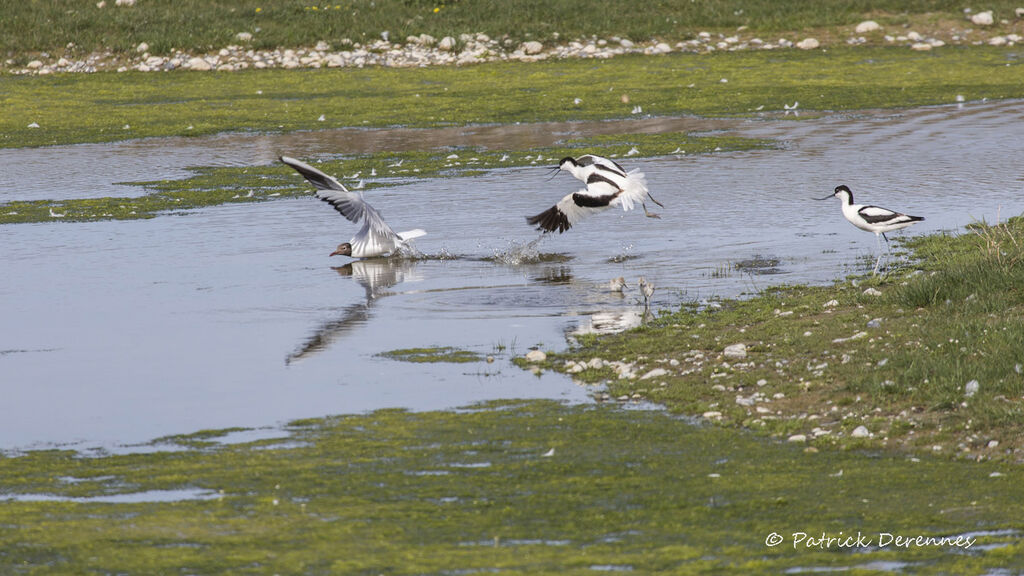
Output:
(285, 259), (420, 364)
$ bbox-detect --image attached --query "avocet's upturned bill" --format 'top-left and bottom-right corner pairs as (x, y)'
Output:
(817, 184), (924, 274)
(280, 156), (425, 258)
(555, 154), (664, 218)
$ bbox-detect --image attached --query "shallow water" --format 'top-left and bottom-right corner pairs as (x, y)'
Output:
(2, 99), (1023, 451)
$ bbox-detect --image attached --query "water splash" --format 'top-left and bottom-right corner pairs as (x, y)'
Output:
(491, 234), (548, 266)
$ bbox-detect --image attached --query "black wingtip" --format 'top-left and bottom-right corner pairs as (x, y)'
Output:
(526, 206), (570, 234)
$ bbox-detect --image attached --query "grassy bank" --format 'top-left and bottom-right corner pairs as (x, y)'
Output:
(4, 0), (1024, 59)
(3, 47), (1024, 150)
(1, 400), (1021, 574)
(522, 217), (1024, 462)
(0, 131), (770, 224)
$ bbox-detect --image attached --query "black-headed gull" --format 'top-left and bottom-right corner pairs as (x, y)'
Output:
(816, 184), (924, 275)
(280, 156), (425, 258)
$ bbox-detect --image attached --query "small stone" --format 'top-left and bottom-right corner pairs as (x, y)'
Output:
(965, 379), (979, 398)
(27, 122), (40, 128)
(524, 350), (546, 363)
(640, 368), (669, 380)
(788, 434), (807, 443)
(723, 343), (747, 360)
(851, 425), (870, 438)
(1017, 7), (1024, 18)
(236, 32), (253, 42)
(702, 411), (722, 420)
(989, 36), (1008, 46)
(619, 39), (634, 48)
(27, 60), (43, 69)
(910, 42), (933, 51)
(863, 288), (882, 296)
(971, 11), (994, 26)
(823, 299), (839, 308)
(990, 471), (1004, 477)
(486, 356), (494, 364)
(136, 42), (149, 53)
(187, 57), (212, 71)
(855, 20), (881, 33)
(987, 440), (1000, 449)
(796, 38), (820, 50)
(521, 41), (543, 55)
(115, 0), (135, 5)
(438, 36), (456, 51)
(867, 318), (882, 329)
(906, 31), (923, 41)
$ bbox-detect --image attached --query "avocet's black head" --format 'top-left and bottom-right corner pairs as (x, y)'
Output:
(330, 242), (352, 257)
(558, 156), (579, 170)
(833, 185), (853, 202)
(815, 184), (852, 201)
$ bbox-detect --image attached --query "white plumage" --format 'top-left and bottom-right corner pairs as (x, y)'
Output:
(819, 184), (924, 274)
(527, 154), (663, 234)
(280, 156), (425, 258)
(557, 154), (662, 217)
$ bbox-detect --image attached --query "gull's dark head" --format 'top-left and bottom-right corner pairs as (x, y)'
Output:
(330, 243), (352, 257)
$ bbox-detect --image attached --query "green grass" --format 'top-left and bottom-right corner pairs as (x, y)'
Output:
(0, 400), (1021, 574)
(524, 217), (1024, 461)
(3, 47), (1024, 150)
(379, 346), (484, 363)
(0, 131), (769, 224)
(5, 0), (1024, 59)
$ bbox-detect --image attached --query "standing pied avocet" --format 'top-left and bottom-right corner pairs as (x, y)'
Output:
(555, 154), (664, 218)
(280, 156), (426, 258)
(817, 184), (924, 275)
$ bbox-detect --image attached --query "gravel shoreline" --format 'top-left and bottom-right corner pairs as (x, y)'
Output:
(7, 15), (1024, 76)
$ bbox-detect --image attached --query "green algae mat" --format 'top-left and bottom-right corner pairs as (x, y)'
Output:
(4, 47), (1023, 149)
(1, 400), (1021, 574)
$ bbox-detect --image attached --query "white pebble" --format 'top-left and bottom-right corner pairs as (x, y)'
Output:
(524, 350), (546, 363)
(855, 20), (881, 34)
(796, 38), (820, 50)
(851, 425), (870, 438)
(787, 434), (807, 443)
(971, 11), (994, 26)
(965, 379), (979, 398)
(723, 343), (747, 360)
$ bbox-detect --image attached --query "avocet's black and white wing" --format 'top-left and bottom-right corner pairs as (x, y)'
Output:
(527, 179), (621, 233)
(577, 154), (627, 177)
(857, 205), (923, 227)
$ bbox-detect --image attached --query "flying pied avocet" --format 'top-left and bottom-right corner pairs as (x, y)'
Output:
(528, 155), (663, 233)
(553, 154), (664, 218)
